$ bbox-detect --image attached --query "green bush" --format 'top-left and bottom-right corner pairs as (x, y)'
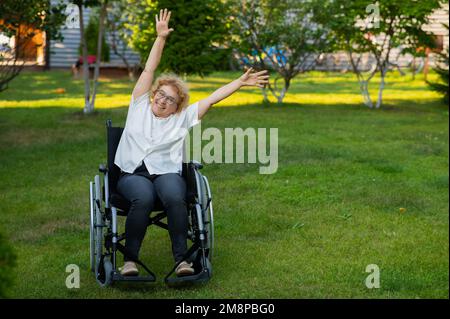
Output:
(426, 24), (449, 105)
(427, 50), (449, 105)
(0, 231), (16, 298)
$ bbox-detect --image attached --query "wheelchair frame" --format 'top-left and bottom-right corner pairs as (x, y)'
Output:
(89, 120), (214, 286)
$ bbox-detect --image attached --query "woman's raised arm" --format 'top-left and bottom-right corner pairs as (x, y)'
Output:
(132, 9), (174, 100)
(198, 68), (269, 119)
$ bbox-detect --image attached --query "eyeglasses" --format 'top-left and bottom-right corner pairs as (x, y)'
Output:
(155, 89), (178, 106)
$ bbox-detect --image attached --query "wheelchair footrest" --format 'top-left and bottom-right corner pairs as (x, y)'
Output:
(112, 272), (156, 282)
(165, 268), (211, 284)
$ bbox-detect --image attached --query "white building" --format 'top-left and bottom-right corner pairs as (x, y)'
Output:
(49, 4), (140, 68)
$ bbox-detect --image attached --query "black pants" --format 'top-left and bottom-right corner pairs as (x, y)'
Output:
(117, 163), (188, 263)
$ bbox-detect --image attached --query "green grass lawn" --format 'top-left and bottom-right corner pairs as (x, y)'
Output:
(0, 69), (448, 298)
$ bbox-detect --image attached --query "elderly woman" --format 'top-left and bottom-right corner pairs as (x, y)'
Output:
(114, 9), (269, 277)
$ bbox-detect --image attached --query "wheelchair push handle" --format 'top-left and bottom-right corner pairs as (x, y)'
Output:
(191, 160), (203, 170)
(99, 164), (107, 173)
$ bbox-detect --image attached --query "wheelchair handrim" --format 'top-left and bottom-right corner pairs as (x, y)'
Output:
(89, 182), (95, 272)
(202, 175), (214, 260)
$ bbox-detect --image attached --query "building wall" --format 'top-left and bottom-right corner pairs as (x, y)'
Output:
(49, 3), (140, 68)
(422, 4), (449, 52)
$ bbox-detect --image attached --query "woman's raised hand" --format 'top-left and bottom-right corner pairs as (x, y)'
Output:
(239, 68), (270, 88)
(156, 8), (173, 38)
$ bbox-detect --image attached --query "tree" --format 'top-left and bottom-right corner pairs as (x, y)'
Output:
(0, 0), (66, 92)
(318, 0), (444, 108)
(78, 11), (110, 62)
(229, 0), (333, 103)
(106, 0), (139, 81)
(124, 0), (229, 76)
(427, 23), (449, 105)
(74, 0), (109, 114)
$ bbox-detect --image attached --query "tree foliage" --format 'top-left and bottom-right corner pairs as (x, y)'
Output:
(73, 0), (109, 114)
(316, 0), (445, 108)
(106, 0), (140, 80)
(229, 0), (333, 103)
(428, 24), (449, 105)
(123, 0), (230, 76)
(0, 0), (67, 92)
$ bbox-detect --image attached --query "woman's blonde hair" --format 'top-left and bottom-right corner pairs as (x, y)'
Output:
(151, 73), (189, 113)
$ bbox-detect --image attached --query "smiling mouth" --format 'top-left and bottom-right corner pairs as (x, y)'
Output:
(156, 101), (166, 110)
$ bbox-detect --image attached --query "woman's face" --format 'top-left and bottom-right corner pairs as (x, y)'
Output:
(152, 85), (179, 118)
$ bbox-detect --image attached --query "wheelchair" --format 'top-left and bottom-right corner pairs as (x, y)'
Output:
(89, 119), (214, 286)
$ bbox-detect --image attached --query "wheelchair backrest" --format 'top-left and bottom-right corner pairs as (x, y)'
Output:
(106, 119), (124, 193)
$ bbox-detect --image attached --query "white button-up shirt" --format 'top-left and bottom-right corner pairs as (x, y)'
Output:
(114, 92), (200, 175)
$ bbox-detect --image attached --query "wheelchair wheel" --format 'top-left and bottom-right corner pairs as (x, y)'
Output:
(90, 175), (105, 274)
(96, 255), (113, 287)
(89, 182), (95, 272)
(200, 174), (214, 261)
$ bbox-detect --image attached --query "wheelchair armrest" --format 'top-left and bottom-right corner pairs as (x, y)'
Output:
(99, 164), (107, 174)
(190, 160), (203, 170)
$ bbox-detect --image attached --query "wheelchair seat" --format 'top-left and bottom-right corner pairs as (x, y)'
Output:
(109, 190), (165, 215)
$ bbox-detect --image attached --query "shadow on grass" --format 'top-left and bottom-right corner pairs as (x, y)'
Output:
(0, 97), (446, 132)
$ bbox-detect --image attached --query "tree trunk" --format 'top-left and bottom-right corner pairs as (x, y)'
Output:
(347, 51), (375, 108)
(269, 77), (290, 104)
(261, 87), (269, 103)
(108, 6), (135, 81)
(277, 87), (286, 104)
(44, 28), (51, 71)
(79, 3), (92, 114)
(90, 0), (108, 111)
(279, 78), (290, 103)
(375, 68), (386, 109)
(359, 80), (373, 108)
